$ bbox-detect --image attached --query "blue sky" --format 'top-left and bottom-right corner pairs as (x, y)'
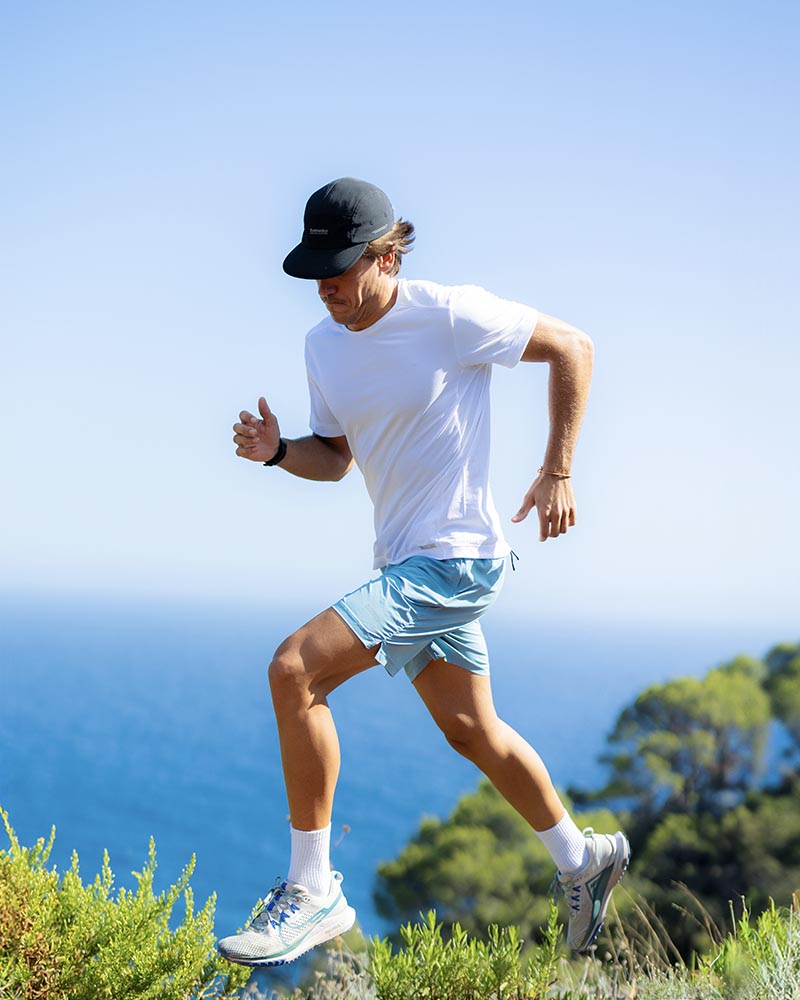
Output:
(1, 1), (798, 631)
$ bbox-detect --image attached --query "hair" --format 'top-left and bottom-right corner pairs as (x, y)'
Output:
(362, 218), (415, 277)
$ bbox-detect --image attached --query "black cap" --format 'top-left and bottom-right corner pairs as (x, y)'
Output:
(283, 177), (394, 279)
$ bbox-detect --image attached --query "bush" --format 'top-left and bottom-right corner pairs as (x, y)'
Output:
(369, 907), (561, 1000)
(702, 897), (800, 1000)
(284, 896), (800, 1000)
(0, 809), (250, 1000)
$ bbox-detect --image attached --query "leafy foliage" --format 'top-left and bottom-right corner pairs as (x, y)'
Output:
(765, 641), (800, 764)
(369, 907), (561, 1000)
(601, 657), (771, 816)
(280, 898), (800, 999)
(625, 778), (800, 955)
(0, 809), (249, 1000)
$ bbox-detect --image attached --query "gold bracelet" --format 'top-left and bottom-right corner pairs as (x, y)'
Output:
(538, 466), (571, 479)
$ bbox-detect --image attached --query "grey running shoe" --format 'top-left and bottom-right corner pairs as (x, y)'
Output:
(217, 870), (356, 967)
(551, 829), (630, 953)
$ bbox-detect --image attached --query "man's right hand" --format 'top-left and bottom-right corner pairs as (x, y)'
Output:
(233, 397), (282, 463)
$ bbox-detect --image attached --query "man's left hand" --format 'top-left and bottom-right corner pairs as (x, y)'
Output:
(512, 472), (576, 541)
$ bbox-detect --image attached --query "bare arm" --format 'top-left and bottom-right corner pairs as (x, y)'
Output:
(233, 397), (353, 482)
(512, 313), (594, 541)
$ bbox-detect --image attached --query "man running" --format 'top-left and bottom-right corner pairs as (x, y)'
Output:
(218, 177), (629, 967)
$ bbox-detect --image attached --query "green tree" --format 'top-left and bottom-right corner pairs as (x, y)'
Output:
(628, 778), (800, 956)
(374, 779), (623, 946)
(764, 641), (800, 766)
(600, 658), (771, 817)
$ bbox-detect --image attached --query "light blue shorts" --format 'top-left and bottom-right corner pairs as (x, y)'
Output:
(333, 556), (505, 683)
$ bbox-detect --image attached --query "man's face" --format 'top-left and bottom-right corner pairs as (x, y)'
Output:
(316, 255), (393, 331)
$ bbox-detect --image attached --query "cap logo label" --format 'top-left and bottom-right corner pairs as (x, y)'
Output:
(309, 227), (328, 235)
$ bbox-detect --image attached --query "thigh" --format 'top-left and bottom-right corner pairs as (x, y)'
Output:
(412, 658), (499, 733)
(336, 559), (500, 681)
(275, 607), (380, 697)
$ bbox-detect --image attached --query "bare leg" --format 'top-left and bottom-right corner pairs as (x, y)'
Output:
(268, 608), (378, 830)
(413, 660), (564, 831)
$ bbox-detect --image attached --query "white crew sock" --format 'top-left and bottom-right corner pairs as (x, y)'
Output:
(535, 812), (589, 874)
(287, 824), (332, 897)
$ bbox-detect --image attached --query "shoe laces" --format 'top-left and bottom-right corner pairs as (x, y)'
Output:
(549, 872), (582, 914)
(250, 877), (311, 932)
(549, 827), (595, 915)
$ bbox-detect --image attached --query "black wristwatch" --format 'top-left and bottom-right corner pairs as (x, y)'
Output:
(263, 438), (288, 467)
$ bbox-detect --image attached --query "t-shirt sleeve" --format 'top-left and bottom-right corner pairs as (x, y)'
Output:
(306, 369), (343, 438)
(305, 342), (344, 438)
(450, 285), (539, 368)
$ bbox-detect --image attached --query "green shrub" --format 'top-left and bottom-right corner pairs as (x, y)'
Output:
(0, 809), (250, 1000)
(368, 906), (561, 1000)
(289, 896), (800, 1000)
(702, 898), (800, 1000)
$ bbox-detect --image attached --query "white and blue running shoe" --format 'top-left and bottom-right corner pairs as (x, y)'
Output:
(552, 829), (630, 953)
(217, 870), (356, 967)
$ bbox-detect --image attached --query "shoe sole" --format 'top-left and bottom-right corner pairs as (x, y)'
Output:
(577, 832), (630, 953)
(219, 905), (357, 967)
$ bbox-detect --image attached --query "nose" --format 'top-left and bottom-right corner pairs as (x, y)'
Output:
(317, 277), (337, 298)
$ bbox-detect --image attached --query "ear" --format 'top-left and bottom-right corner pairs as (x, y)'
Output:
(377, 249), (395, 275)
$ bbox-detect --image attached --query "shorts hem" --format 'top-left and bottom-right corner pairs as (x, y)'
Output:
(331, 602), (394, 674)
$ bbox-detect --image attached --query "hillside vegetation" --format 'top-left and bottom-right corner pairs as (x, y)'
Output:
(376, 641), (800, 959)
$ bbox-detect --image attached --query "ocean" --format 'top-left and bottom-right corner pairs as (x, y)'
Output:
(0, 593), (785, 940)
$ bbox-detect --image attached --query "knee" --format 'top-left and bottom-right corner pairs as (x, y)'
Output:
(438, 713), (487, 760)
(267, 641), (309, 707)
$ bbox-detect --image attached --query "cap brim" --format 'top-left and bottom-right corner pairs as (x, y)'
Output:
(282, 242), (367, 279)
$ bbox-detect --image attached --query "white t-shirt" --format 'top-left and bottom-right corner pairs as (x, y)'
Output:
(304, 278), (539, 569)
